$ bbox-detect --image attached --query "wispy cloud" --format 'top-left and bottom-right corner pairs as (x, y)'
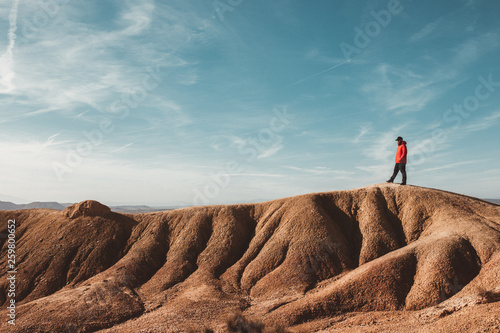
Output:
(416, 160), (478, 173)
(286, 166), (354, 176)
(353, 123), (372, 143)
(464, 111), (500, 133)
(120, 1), (155, 36)
(237, 172), (286, 178)
(361, 64), (438, 114)
(410, 19), (441, 42)
(305, 48), (347, 65)
(0, 0), (207, 129)
(292, 60), (350, 86)
(39, 132), (66, 151)
(0, 0), (19, 93)
(111, 143), (134, 153)
(453, 32), (500, 66)
(226, 134), (284, 160)
(362, 130), (400, 162)
(291, 47), (366, 86)
(257, 140), (284, 159)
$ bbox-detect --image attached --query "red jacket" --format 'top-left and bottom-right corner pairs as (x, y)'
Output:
(396, 141), (407, 163)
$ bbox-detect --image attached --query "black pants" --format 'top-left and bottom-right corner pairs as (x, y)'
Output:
(389, 163), (407, 184)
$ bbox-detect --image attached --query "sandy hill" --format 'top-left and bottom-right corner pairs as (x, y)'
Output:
(0, 184), (499, 332)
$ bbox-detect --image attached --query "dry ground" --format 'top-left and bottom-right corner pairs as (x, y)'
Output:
(0, 184), (499, 332)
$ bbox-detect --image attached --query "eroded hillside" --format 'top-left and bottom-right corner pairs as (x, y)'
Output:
(1, 184), (499, 332)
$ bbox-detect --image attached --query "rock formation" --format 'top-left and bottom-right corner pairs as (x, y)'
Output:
(0, 184), (499, 332)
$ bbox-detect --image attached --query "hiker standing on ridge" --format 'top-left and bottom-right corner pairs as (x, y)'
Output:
(386, 136), (407, 185)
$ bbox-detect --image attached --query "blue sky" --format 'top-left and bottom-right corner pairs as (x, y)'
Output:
(0, 0), (499, 206)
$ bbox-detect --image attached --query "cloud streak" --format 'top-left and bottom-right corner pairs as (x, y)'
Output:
(291, 60), (350, 86)
(410, 20), (440, 42)
(0, 0), (19, 93)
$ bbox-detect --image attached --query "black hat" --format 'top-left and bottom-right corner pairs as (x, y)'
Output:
(396, 136), (403, 141)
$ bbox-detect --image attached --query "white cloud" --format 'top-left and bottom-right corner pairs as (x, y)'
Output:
(353, 123), (372, 143)
(1, 0), (210, 126)
(305, 47), (347, 65)
(453, 32), (500, 66)
(286, 166), (354, 177)
(226, 133), (285, 160)
(0, 0), (19, 93)
(464, 111), (500, 133)
(237, 172), (286, 178)
(257, 141), (283, 159)
(111, 143), (134, 153)
(292, 61), (351, 86)
(416, 161), (477, 173)
(0, 134), (212, 205)
(361, 64), (438, 114)
(410, 20), (441, 42)
(120, 1), (155, 36)
(362, 130), (399, 162)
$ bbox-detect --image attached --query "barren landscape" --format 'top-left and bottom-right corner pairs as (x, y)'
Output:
(1, 184), (499, 332)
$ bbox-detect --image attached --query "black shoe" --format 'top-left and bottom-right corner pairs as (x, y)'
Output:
(386, 180), (393, 183)
(400, 182), (406, 185)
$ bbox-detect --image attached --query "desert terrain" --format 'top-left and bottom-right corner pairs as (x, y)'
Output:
(0, 184), (499, 332)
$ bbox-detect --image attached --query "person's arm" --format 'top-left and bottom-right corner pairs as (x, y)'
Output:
(396, 145), (406, 163)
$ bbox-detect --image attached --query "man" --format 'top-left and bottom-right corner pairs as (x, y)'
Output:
(386, 136), (407, 185)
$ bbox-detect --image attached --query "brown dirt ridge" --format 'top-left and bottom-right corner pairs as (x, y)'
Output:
(1, 184), (499, 332)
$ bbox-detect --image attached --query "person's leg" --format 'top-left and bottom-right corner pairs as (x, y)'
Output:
(400, 163), (407, 184)
(387, 163), (399, 182)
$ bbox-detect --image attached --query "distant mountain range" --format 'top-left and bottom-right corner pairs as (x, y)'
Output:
(0, 201), (69, 210)
(486, 199), (500, 205)
(0, 201), (178, 213)
(1, 197), (498, 213)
